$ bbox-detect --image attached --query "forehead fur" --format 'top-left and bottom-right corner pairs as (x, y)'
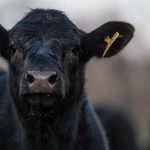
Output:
(9, 9), (79, 46)
(13, 9), (72, 25)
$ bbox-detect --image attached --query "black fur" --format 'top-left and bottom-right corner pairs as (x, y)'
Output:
(0, 9), (134, 150)
(95, 107), (138, 150)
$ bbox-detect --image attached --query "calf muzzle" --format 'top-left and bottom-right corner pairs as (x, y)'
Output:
(25, 70), (59, 94)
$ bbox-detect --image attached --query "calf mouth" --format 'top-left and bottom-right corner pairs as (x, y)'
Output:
(22, 93), (63, 118)
(24, 93), (56, 105)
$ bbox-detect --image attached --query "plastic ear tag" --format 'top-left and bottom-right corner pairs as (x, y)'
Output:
(104, 36), (111, 44)
(103, 32), (120, 57)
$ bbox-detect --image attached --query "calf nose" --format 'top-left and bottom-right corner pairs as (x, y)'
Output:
(26, 70), (58, 93)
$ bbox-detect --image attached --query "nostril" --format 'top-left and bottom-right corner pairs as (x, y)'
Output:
(48, 73), (58, 84)
(27, 74), (35, 84)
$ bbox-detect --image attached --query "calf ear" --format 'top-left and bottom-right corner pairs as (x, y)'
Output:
(80, 21), (134, 62)
(0, 24), (9, 59)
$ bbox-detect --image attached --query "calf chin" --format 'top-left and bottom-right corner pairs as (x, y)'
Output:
(22, 93), (63, 118)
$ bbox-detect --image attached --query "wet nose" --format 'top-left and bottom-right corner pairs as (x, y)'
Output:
(26, 70), (58, 93)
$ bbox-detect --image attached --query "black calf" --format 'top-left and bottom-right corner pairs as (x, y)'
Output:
(95, 107), (138, 150)
(0, 9), (134, 150)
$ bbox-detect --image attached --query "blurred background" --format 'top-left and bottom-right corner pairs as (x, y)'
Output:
(0, 0), (150, 149)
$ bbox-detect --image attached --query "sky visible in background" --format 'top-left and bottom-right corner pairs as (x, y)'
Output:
(0, 0), (150, 61)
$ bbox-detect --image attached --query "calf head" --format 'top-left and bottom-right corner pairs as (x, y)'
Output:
(0, 9), (134, 118)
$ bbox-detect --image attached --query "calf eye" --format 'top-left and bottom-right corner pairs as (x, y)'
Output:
(10, 47), (16, 56)
(8, 44), (16, 56)
(9, 41), (17, 56)
(70, 46), (79, 55)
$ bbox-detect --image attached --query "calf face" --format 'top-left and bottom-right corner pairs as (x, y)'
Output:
(0, 9), (134, 118)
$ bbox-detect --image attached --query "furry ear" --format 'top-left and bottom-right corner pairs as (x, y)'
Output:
(80, 21), (134, 62)
(0, 24), (9, 59)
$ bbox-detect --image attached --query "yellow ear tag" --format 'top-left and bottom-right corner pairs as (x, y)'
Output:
(103, 32), (120, 57)
(104, 36), (111, 44)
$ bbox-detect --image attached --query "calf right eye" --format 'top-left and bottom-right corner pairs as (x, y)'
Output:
(8, 43), (16, 56)
(10, 47), (16, 56)
(10, 48), (24, 63)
